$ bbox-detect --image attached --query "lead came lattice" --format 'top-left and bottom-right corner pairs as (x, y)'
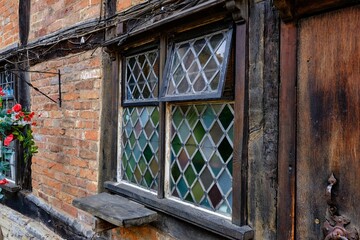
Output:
(170, 103), (234, 215)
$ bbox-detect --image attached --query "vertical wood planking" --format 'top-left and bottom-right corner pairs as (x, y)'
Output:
(297, 6), (360, 238)
(232, 23), (248, 226)
(277, 21), (297, 240)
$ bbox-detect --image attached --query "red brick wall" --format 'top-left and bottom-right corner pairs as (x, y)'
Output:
(30, 0), (101, 40)
(30, 49), (102, 223)
(117, 0), (145, 12)
(0, 0), (19, 48)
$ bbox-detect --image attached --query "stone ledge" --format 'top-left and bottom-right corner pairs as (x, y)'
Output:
(0, 203), (64, 240)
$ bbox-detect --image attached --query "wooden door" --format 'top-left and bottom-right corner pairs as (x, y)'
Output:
(297, 5), (360, 239)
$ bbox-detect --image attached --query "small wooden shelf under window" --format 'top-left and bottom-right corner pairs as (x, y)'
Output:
(73, 192), (157, 230)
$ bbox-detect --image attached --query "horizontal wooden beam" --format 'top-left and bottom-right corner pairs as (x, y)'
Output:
(274, 0), (359, 21)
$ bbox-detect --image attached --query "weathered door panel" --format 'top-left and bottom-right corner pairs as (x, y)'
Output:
(297, 6), (360, 239)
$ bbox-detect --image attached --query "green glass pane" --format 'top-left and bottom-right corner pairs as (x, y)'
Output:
(151, 108), (159, 126)
(129, 133), (136, 148)
(125, 166), (132, 180)
(185, 193), (194, 203)
(186, 106), (198, 128)
(219, 138), (232, 161)
(192, 151), (205, 173)
(128, 155), (136, 170)
(171, 163), (181, 183)
(172, 134), (182, 156)
(143, 145), (153, 163)
(184, 166), (196, 186)
(138, 157), (147, 174)
(185, 136), (197, 158)
(219, 104), (234, 130)
(131, 108), (138, 123)
(144, 170), (153, 187)
(193, 122), (205, 144)
(195, 105), (205, 114)
(192, 181), (204, 204)
(172, 107), (183, 128)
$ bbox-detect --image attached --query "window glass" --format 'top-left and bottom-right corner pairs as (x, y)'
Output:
(121, 106), (159, 190)
(125, 49), (159, 103)
(170, 103), (234, 215)
(162, 28), (232, 101)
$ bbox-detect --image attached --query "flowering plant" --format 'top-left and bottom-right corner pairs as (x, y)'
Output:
(0, 87), (38, 197)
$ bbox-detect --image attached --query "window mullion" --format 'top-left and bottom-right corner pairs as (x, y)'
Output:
(232, 23), (248, 226)
(157, 36), (167, 198)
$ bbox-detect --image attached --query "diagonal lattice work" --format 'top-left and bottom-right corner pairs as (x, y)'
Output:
(121, 106), (160, 190)
(125, 49), (159, 102)
(165, 29), (230, 97)
(170, 103), (234, 215)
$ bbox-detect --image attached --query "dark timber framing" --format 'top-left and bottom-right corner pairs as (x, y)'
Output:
(277, 22), (297, 240)
(232, 23), (248, 226)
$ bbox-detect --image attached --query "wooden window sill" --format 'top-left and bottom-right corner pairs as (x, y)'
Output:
(104, 181), (254, 240)
(72, 192), (158, 230)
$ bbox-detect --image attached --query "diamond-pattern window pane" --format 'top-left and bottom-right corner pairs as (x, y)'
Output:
(164, 28), (232, 100)
(125, 50), (159, 103)
(0, 142), (16, 182)
(121, 107), (159, 191)
(170, 103), (234, 215)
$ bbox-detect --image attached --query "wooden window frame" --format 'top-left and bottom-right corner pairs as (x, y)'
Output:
(107, 21), (252, 240)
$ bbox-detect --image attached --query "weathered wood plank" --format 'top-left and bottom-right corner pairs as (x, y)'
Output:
(73, 192), (158, 227)
(232, 23), (248, 226)
(297, 6), (360, 239)
(277, 21), (297, 240)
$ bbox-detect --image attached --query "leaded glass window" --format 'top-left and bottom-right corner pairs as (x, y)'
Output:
(121, 107), (159, 190)
(170, 103), (234, 215)
(119, 24), (238, 219)
(161, 28), (232, 101)
(125, 49), (159, 103)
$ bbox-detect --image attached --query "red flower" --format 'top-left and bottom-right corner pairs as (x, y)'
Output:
(0, 87), (5, 97)
(0, 178), (8, 185)
(12, 103), (22, 112)
(6, 109), (11, 114)
(4, 134), (14, 146)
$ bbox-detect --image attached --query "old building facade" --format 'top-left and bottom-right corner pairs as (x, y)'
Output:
(0, 0), (359, 239)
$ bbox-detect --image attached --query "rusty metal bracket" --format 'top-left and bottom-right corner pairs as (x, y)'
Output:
(323, 173), (359, 240)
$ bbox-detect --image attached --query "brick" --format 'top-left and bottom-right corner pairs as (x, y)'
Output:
(84, 130), (99, 141)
